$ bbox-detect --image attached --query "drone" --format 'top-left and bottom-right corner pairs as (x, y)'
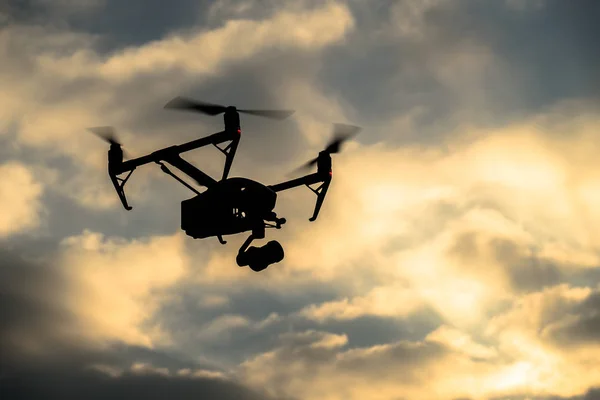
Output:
(89, 97), (360, 272)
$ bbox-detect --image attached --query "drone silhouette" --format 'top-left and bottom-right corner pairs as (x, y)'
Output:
(89, 97), (360, 272)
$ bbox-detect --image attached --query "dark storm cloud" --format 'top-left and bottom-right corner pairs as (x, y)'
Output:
(72, 0), (348, 51)
(151, 279), (442, 367)
(317, 0), (600, 146)
(491, 238), (566, 292)
(47, 0), (328, 53)
(543, 290), (600, 347)
(243, 329), (449, 391)
(0, 0), (207, 51)
(489, 388), (600, 399)
(68, 0), (208, 50)
(557, 389), (600, 400)
(0, 248), (65, 360)
(0, 245), (192, 369)
(456, 0), (600, 108)
(149, 283), (341, 365)
(0, 245), (285, 400)
(1, 367), (285, 400)
(0, 0), (85, 24)
(318, 310), (442, 348)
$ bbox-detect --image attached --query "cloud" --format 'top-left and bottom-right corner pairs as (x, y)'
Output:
(1, 230), (191, 363)
(544, 290), (600, 348)
(426, 325), (498, 360)
(388, 0), (447, 39)
(0, 242), (281, 400)
(0, 247), (73, 365)
(28, 1), (354, 83)
(298, 283), (423, 322)
(3, 2), (600, 400)
(481, 283), (600, 399)
(0, 162), (44, 237)
(56, 230), (189, 348)
(237, 319), (599, 400)
(2, 364), (280, 400)
(504, 0), (546, 12)
(238, 328), (507, 400)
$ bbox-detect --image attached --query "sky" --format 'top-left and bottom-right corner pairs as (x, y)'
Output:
(1, 0), (600, 399)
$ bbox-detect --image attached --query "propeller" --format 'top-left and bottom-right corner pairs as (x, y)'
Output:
(289, 123), (361, 175)
(164, 96), (295, 120)
(87, 126), (129, 157)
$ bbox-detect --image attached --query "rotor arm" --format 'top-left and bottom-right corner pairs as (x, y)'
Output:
(162, 154), (217, 188)
(268, 172), (332, 222)
(116, 130), (233, 173)
(115, 130), (239, 185)
(177, 129), (240, 181)
(106, 130), (233, 204)
(268, 172), (323, 192)
(93, 125), (243, 212)
(175, 130), (232, 154)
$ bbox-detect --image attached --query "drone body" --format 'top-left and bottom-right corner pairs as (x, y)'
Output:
(182, 177), (279, 241)
(89, 97), (359, 272)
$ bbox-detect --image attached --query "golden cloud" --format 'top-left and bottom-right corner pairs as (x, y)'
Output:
(0, 162), (44, 237)
(57, 230), (189, 348)
(33, 2), (354, 83)
(298, 283), (423, 322)
(238, 329), (505, 400)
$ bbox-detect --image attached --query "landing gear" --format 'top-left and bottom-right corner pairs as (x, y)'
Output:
(236, 233), (284, 272)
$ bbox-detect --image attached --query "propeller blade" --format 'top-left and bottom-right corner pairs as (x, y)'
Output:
(286, 157), (318, 177)
(285, 123), (361, 176)
(88, 126), (121, 146)
(324, 123), (361, 154)
(164, 97), (227, 116)
(87, 126), (131, 158)
(237, 109), (295, 120)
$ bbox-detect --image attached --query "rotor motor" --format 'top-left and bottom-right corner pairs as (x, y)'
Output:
(316, 151), (332, 176)
(224, 107), (241, 133)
